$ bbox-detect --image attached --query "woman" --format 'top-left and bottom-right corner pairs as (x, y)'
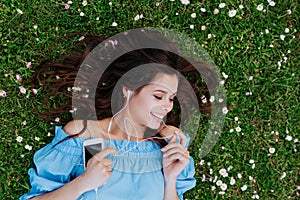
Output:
(21, 29), (215, 200)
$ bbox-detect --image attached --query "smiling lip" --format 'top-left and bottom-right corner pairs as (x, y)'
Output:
(150, 112), (165, 122)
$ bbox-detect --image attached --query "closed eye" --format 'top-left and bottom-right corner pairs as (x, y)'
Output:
(154, 95), (162, 100)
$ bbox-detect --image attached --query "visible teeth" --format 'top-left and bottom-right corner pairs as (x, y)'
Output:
(151, 112), (163, 119)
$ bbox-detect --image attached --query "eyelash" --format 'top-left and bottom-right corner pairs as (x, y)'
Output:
(153, 95), (174, 102)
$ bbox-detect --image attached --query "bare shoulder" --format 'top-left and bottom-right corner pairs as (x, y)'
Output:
(63, 120), (87, 137)
(159, 125), (181, 137)
(63, 120), (106, 138)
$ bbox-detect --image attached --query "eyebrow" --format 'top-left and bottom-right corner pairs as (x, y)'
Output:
(153, 89), (177, 96)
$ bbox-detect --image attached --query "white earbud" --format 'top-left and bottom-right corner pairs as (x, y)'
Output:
(127, 90), (131, 98)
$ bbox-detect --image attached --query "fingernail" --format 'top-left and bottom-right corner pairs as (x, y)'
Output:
(161, 148), (166, 151)
(174, 130), (178, 134)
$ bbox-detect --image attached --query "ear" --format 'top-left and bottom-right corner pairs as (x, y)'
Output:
(122, 86), (128, 98)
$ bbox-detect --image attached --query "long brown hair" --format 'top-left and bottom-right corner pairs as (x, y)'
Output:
(27, 30), (217, 147)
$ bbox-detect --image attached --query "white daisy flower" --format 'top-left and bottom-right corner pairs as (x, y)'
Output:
(257, 4), (263, 11)
(228, 9), (237, 17)
(219, 3), (226, 8)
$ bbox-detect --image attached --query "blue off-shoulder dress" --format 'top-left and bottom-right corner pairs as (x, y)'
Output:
(20, 126), (196, 200)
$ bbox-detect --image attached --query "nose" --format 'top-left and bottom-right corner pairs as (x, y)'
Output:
(162, 99), (173, 113)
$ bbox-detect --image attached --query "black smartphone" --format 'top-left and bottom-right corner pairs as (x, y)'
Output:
(83, 138), (104, 168)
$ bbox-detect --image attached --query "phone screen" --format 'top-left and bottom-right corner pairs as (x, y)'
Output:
(84, 143), (102, 167)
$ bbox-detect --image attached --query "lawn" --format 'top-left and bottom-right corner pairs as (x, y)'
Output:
(0, 0), (299, 199)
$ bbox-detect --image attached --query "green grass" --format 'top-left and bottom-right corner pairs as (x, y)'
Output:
(0, 0), (299, 199)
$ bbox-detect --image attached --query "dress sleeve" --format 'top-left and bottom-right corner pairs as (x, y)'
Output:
(20, 126), (84, 200)
(176, 132), (196, 200)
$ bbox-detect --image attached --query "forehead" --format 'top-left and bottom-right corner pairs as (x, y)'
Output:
(147, 73), (178, 94)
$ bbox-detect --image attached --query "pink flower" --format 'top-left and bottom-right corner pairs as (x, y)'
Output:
(54, 117), (60, 122)
(32, 88), (37, 95)
(16, 74), (22, 82)
(0, 90), (7, 97)
(156, 2), (160, 6)
(65, 4), (70, 9)
(19, 86), (26, 94)
(26, 62), (32, 68)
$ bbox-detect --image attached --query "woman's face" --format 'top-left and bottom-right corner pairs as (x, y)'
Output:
(126, 73), (179, 130)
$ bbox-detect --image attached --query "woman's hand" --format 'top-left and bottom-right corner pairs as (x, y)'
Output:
(79, 147), (116, 192)
(161, 131), (190, 181)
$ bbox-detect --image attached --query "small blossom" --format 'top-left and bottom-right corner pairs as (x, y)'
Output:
(200, 160), (205, 165)
(65, 4), (70, 9)
(191, 13), (196, 18)
(201, 26), (206, 31)
(17, 8), (23, 15)
(285, 135), (292, 141)
(221, 183), (227, 191)
(284, 28), (290, 33)
(241, 185), (248, 191)
(134, 14), (143, 21)
(228, 9), (237, 17)
(294, 138), (298, 143)
(280, 35), (285, 41)
(211, 186), (216, 191)
(238, 173), (242, 179)
(235, 126), (241, 132)
(222, 107), (228, 114)
(209, 96), (215, 102)
(219, 98), (224, 103)
(230, 177), (236, 185)
(25, 144), (33, 151)
(239, 5), (244, 9)
(0, 90), (7, 97)
(112, 22), (118, 26)
(280, 172), (286, 180)
(22, 120), (27, 126)
(190, 24), (194, 29)
(222, 72), (228, 79)
(265, 29), (270, 34)
(248, 76), (253, 80)
(109, 2), (112, 6)
(156, 2), (160, 6)
(213, 8), (219, 14)
(219, 3), (226, 8)
(229, 129), (234, 133)
(269, 147), (276, 154)
(33, 24), (38, 29)
(54, 117), (60, 122)
(47, 132), (51, 136)
(16, 136), (23, 143)
(252, 163), (256, 169)
(219, 168), (227, 176)
(287, 10), (291, 14)
(257, 4), (263, 11)
(252, 194), (260, 199)
(68, 0), (73, 4)
(82, 0), (88, 6)
(216, 180), (223, 186)
(79, 12), (84, 16)
(19, 86), (26, 94)
(269, 1), (275, 6)
(16, 74), (22, 82)
(249, 159), (255, 164)
(180, 0), (190, 5)
(35, 136), (40, 141)
(200, 8), (206, 12)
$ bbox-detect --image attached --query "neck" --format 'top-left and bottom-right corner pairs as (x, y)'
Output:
(109, 111), (147, 141)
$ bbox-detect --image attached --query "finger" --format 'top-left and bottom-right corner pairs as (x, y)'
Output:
(100, 158), (113, 166)
(161, 142), (185, 152)
(165, 152), (189, 162)
(94, 146), (116, 159)
(163, 147), (186, 158)
(175, 131), (187, 147)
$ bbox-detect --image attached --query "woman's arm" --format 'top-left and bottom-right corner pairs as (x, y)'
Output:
(163, 177), (180, 200)
(30, 146), (116, 200)
(30, 175), (88, 200)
